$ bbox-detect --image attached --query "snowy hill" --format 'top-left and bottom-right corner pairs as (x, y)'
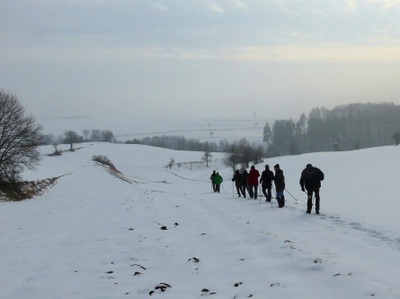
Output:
(1, 143), (400, 299)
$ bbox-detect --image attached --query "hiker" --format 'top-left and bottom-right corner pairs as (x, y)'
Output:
(260, 164), (274, 202)
(210, 170), (217, 192)
(240, 169), (248, 198)
(247, 165), (260, 199)
(299, 163), (325, 214)
(232, 170), (243, 197)
(213, 172), (223, 193)
(273, 164), (285, 208)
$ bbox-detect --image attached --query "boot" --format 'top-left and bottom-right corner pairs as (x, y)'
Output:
(266, 193), (271, 202)
(277, 196), (284, 208)
(306, 198), (312, 214)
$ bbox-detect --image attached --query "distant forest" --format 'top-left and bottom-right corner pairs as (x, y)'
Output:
(46, 102), (400, 157)
(264, 102), (400, 156)
(125, 102), (400, 156)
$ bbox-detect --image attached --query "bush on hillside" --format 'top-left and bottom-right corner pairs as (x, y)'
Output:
(92, 155), (115, 168)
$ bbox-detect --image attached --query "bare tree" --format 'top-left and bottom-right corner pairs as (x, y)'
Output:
(0, 90), (43, 184)
(167, 158), (175, 169)
(249, 143), (265, 164)
(64, 130), (80, 151)
(223, 143), (241, 172)
(237, 138), (251, 168)
(101, 130), (115, 142)
(51, 143), (62, 156)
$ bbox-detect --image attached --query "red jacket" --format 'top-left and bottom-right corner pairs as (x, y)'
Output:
(247, 167), (260, 186)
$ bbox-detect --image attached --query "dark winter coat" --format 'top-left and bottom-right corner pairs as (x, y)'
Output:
(247, 166), (260, 186)
(274, 169), (285, 192)
(210, 171), (216, 181)
(232, 171), (242, 187)
(241, 170), (248, 187)
(260, 169), (274, 188)
(300, 166), (324, 189)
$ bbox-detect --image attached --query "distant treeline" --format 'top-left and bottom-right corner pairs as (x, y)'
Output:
(42, 102), (400, 157)
(126, 102), (400, 157)
(264, 102), (400, 156)
(124, 136), (221, 152)
(41, 129), (117, 148)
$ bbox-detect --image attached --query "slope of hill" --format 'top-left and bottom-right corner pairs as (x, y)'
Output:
(1, 143), (399, 299)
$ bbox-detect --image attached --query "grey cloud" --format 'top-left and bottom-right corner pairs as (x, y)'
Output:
(2, 0), (400, 50)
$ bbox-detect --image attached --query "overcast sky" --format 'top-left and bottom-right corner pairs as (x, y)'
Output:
(1, 0), (400, 138)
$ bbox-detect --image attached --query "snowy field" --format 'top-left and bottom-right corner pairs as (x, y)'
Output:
(1, 142), (400, 299)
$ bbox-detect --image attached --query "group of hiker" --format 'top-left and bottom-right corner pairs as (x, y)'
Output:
(210, 170), (223, 193)
(210, 163), (324, 214)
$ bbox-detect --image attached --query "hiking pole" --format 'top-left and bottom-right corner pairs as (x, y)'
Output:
(285, 188), (299, 202)
(272, 185), (276, 199)
(222, 183), (225, 193)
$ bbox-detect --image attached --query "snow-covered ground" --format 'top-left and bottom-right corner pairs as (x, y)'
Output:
(1, 142), (399, 299)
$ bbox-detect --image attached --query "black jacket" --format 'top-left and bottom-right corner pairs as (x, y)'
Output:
(274, 169), (285, 192)
(241, 171), (248, 187)
(300, 167), (324, 189)
(260, 170), (274, 187)
(232, 171), (242, 187)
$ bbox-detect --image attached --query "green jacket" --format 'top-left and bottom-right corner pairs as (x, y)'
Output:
(213, 173), (223, 185)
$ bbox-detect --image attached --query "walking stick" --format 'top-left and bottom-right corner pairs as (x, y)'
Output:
(285, 188), (299, 202)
